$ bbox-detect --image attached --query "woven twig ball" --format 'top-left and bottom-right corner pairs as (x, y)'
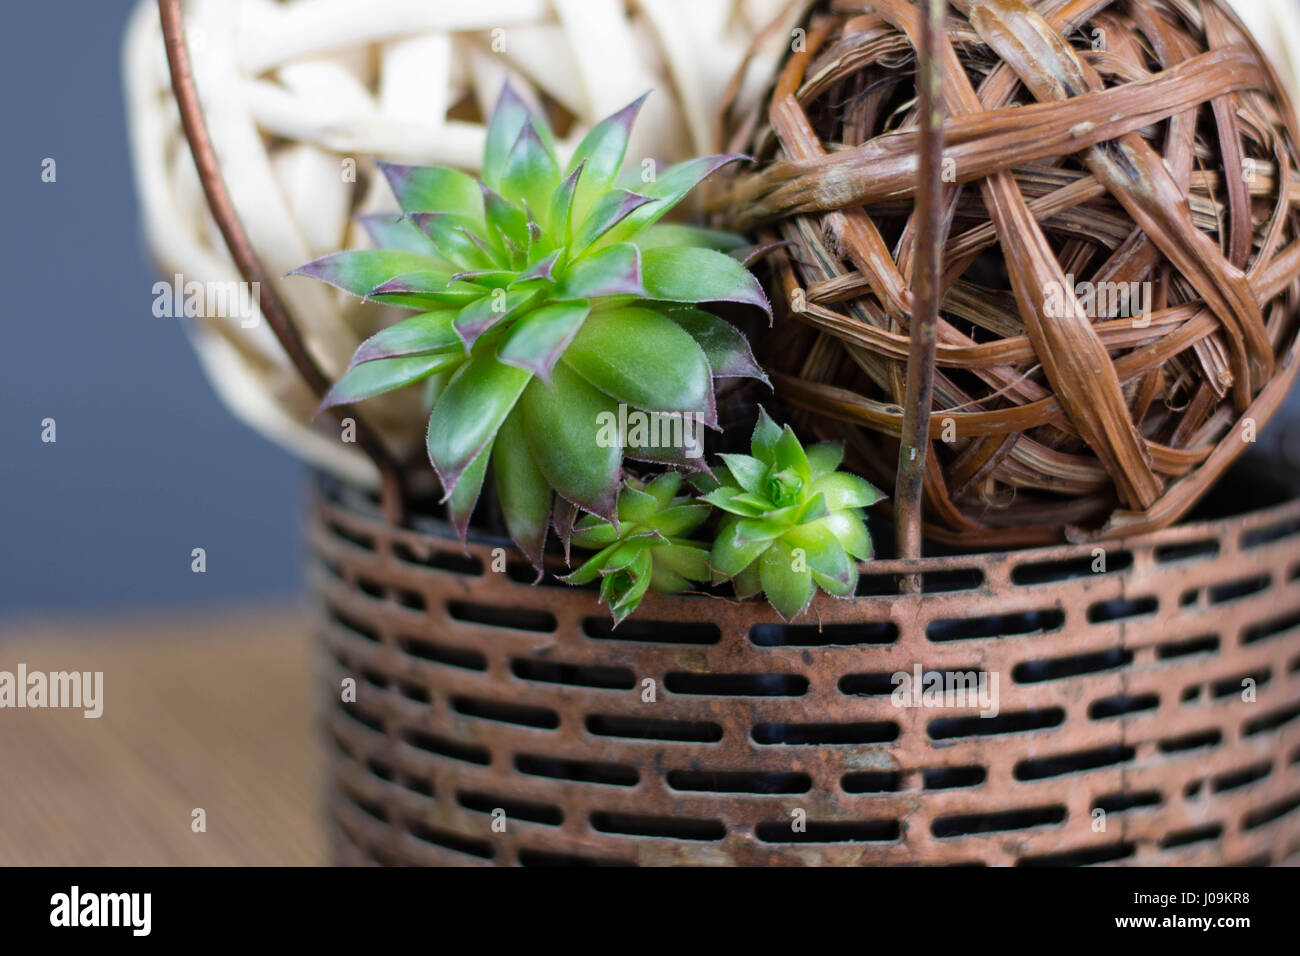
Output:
(125, 0), (792, 486)
(716, 0), (1300, 547)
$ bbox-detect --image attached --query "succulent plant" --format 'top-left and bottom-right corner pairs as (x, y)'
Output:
(704, 410), (884, 620)
(564, 472), (712, 625)
(291, 85), (770, 566)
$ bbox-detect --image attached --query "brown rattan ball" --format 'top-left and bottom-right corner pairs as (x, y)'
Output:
(716, 0), (1300, 548)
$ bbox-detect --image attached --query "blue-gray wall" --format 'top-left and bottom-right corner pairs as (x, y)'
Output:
(0, 0), (301, 616)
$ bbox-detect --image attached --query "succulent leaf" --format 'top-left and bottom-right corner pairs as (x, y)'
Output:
(497, 300), (591, 382)
(548, 162), (584, 247)
(551, 243), (644, 300)
(637, 223), (747, 253)
(552, 498), (580, 562)
(784, 523), (854, 594)
(644, 471), (682, 506)
(451, 287), (537, 349)
(734, 517), (787, 548)
(483, 84), (554, 191)
(811, 471), (885, 511)
(480, 184), (531, 254)
(355, 213), (442, 255)
(515, 249), (562, 286)
(815, 510), (874, 561)
(641, 246), (773, 318)
(602, 154), (748, 246)
(567, 93), (646, 219)
(795, 492), (830, 525)
(806, 441), (846, 478)
(702, 485), (766, 518)
(450, 269), (515, 288)
(666, 308), (769, 383)
(752, 408), (783, 461)
(733, 559), (763, 601)
(604, 548), (653, 625)
(562, 306), (713, 417)
(772, 426), (811, 484)
(318, 352), (457, 414)
(648, 502), (711, 538)
(447, 440), (493, 543)
(493, 411), (553, 570)
(719, 454), (768, 495)
(519, 363), (622, 520)
(426, 355), (532, 499)
(350, 311), (460, 367)
(570, 520), (620, 552)
(759, 541), (815, 621)
(616, 484), (661, 525)
(710, 517), (772, 581)
(565, 546), (614, 587)
(410, 213), (498, 270)
(501, 120), (562, 225)
(291, 250), (449, 299)
(572, 190), (658, 252)
(653, 542), (711, 583)
(625, 442), (713, 472)
(376, 162), (484, 221)
(367, 270), (483, 306)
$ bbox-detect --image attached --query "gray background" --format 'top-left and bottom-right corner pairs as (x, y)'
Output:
(0, 0), (301, 617)
(3, 1), (1300, 618)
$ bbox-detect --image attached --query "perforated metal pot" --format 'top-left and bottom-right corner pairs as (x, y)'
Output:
(310, 466), (1300, 866)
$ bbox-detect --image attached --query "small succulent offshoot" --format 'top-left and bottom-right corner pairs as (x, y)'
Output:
(704, 410), (884, 620)
(291, 85), (770, 568)
(565, 473), (712, 625)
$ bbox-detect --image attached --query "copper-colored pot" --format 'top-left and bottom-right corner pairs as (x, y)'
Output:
(311, 469), (1300, 866)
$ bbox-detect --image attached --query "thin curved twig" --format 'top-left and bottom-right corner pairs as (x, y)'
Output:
(157, 0), (405, 525)
(895, 0), (945, 586)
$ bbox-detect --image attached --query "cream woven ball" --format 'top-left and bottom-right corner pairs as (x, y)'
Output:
(124, 0), (792, 487)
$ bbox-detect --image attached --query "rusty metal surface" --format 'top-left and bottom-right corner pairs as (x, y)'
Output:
(311, 477), (1300, 866)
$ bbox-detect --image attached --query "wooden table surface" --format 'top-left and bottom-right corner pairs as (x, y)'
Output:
(0, 603), (327, 866)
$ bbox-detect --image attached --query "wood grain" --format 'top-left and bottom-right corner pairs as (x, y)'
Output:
(0, 605), (326, 866)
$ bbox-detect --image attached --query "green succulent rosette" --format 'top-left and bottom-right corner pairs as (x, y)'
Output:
(564, 472), (712, 625)
(291, 86), (770, 567)
(705, 410), (884, 620)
